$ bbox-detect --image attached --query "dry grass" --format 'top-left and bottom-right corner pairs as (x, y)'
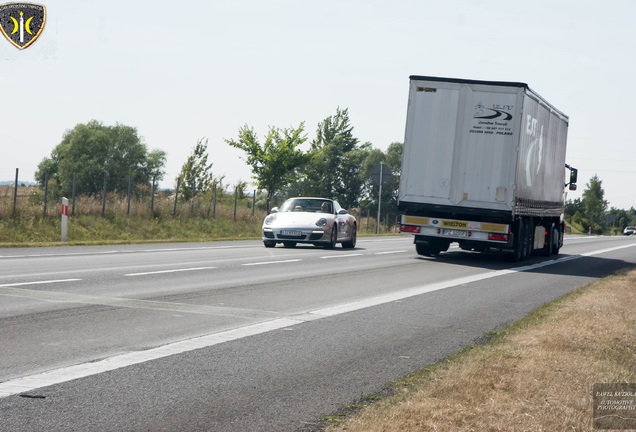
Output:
(326, 268), (636, 432)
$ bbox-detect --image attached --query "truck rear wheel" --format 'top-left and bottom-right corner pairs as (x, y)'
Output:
(525, 219), (534, 257)
(542, 223), (555, 256)
(416, 242), (439, 257)
(415, 238), (449, 257)
(552, 226), (560, 255)
(512, 218), (525, 262)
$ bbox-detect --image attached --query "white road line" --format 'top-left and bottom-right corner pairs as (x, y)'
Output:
(320, 254), (364, 259)
(242, 259), (302, 266)
(125, 267), (216, 276)
(375, 250), (407, 255)
(0, 318), (307, 398)
(0, 244), (258, 259)
(1, 242), (635, 399)
(0, 279), (82, 288)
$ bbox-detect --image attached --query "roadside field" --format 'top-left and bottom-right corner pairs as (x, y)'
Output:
(324, 268), (636, 431)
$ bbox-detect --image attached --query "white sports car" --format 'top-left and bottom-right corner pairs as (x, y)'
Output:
(262, 197), (357, 249)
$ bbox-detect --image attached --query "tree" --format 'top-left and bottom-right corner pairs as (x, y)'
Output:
(360, 142), (403, 216)
(564, 197), (583, 222)
(36, 120), (166, 197)
(226, 123), (308, 210)
(299, 108), (364, 209)
(177, 138), (221, 200)
(581, 174), (608, 234)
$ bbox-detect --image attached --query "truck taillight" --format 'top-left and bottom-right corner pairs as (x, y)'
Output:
(400, 224), (420, 233)
(488, 233), (509, 242)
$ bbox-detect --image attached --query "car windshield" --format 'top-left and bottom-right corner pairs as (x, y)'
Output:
(280, 199), (332, 213)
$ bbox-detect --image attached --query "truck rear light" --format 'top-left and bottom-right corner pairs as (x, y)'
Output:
(488, 233), (509, 242)
(400, 224), (420, 233)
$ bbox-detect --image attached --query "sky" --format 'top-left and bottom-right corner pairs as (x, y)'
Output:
(1, 0), (635, 210)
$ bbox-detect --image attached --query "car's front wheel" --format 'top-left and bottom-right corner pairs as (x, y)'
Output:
(325, 226), (337, 249)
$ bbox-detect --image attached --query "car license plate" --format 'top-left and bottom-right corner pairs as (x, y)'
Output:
(442, 229), (467, 238)
(281, 230), (302, 236)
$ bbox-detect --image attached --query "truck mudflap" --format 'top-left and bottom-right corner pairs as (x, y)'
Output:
(400, 215), (511, 244)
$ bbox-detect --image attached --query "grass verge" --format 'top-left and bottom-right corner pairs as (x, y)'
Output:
(323, 267), (636, 431)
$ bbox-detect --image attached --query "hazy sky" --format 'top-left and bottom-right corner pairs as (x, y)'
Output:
(2, 0), (634, 210)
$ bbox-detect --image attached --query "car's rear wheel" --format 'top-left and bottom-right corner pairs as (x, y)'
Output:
(342, 223), (356, 249)
(263, 241), (276, 248)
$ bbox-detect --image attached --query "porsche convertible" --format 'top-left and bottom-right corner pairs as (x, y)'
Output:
(262, 197), (357, 249)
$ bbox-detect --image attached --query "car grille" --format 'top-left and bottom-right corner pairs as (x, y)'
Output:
(309, 233), (323, 240)
(263, 231), (275, 239)
(277, 234), (306, 240)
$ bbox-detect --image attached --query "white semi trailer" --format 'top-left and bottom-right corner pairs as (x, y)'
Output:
(398, 75), (577, 261)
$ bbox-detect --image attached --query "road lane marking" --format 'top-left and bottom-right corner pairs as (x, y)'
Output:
(1, 242), (635, 399)
(125, 267), (217, 276)
(320, 254), (363, 259)
(0, 279), (82, 288)
(0, 286), (283, 319)
(0, 318), (310, 398)
(375, 250), (407, 255)
(242, 259), (302, 266)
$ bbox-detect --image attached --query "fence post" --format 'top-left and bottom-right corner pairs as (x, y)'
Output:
(71, 173), (76, 216)
(43, 171), (49, 217)
(212, 183), (217, 217)
(173, 178), (180, 216)
(233, 187), (238, 222)
(127, 177), (132, 216)
(12, 168), (18, 218)
(190, 180), (196, 215)
(252, 189), (256, 217)
(150, 175), (156, 215)
(101, 172), (107, 217)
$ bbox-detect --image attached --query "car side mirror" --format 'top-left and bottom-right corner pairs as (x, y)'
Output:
(338, 209), (348, 215)
(270, 207), (279, 213)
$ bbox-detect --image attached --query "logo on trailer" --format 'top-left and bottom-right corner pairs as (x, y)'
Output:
(473, 103), (513, 121)
(0, 2), (46, 49)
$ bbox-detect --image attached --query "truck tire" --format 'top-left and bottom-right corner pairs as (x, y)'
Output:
(552, 226), (560, 255)
(542, 223), (554, 256)
(511, 218), (524, 262)
(415, 242), (440, 257)
(525, 218), (534, 257)
(415, 238), (448, 257)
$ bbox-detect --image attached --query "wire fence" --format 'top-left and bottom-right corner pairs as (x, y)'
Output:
(0, 168), (400, 235)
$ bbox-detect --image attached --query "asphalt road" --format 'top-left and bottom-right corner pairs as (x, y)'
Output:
(1, 235), (635, 431)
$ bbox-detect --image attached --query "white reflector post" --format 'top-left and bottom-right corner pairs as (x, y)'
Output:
(61, 197), (69, 242)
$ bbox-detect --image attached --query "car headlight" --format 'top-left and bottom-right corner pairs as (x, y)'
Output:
(264, 215), (276, 225)
(315, 218), (327, 227)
